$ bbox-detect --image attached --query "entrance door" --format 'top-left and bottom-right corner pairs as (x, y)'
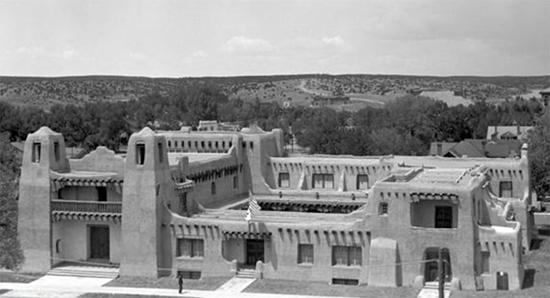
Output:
(496, 272), (509, 290)
(246, 239), (264, 266)
(424, 249), (451, 282)
(90, 226), (110, 260)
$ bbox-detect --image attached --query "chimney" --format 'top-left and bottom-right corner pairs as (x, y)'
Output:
(437, 143), (442, 156)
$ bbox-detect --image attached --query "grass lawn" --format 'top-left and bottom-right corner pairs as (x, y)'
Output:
(0, 271), (42, 283)
(244, 279), (419, 297)
(105, 276), (230, 291)
(78, 294), (183, 298)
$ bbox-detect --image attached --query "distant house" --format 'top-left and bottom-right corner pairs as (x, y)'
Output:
(430, 139), (523, 158)
(540, 87), (550, 106)
(486, 125), (532, 142)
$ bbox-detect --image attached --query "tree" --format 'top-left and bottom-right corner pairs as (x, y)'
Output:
(528, 107), (550, 200)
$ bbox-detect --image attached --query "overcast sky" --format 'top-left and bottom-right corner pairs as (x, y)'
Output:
(0, 0), (548, 77)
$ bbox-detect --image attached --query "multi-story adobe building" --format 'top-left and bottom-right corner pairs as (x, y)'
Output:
(17, 124), (535, 292)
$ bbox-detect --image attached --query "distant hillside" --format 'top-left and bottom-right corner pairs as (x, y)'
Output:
(0, 74), (548, 110)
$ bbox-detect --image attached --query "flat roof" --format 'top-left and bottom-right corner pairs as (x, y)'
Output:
(168, 152), (228, 165)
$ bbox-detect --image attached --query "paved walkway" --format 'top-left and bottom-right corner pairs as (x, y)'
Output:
(416, 287), (451, 298)
(214, 276), (257, 293)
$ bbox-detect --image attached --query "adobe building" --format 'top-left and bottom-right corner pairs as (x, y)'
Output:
(17, 124), (535, 291)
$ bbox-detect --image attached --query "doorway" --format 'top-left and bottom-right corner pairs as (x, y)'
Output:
(424, 248), (451, 282)
(496, 271), (509, 290)
(246, 239), (264, 267)
(89, 226), (110, 260)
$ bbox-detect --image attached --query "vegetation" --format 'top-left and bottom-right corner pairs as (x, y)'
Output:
(106, 276), (230, 291)
(528, 107), (550, 199)
(0, 133), (23, 270)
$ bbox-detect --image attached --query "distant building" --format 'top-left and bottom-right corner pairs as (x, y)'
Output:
(430, 139), (523, 158)
(540, 87), (550, 106)
(486, 125), (532, 142)
(17, 125), (536, 292)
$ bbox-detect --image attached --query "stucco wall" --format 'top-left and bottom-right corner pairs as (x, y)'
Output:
(51, 221), (122, 264)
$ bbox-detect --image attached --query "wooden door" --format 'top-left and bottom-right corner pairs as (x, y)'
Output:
(90, 226), (110, 260)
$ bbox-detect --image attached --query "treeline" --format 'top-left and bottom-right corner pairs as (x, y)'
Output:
(0, 83), (545, 157)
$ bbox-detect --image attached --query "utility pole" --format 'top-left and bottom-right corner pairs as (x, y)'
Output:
(438, 247), (445, 298)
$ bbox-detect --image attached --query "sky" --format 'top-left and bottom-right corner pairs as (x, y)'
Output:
(0, 0), (548, 77)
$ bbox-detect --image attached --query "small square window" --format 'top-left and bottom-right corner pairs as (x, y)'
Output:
(499, 181), (513, 197)
(356, 174), (369, 190)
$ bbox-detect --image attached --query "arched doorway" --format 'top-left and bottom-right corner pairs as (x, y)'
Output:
(423, 248), (452, 282)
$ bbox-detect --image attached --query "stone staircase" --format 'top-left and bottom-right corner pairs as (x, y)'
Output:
(47, 264), (119, 279)
(424, 281), (452, 290)
(236, 268), (256, 279)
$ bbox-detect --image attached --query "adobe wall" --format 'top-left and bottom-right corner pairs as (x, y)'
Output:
(68, 146), (125, 174)
(51, 221), (122, 266)
(366, 180), (480, 290)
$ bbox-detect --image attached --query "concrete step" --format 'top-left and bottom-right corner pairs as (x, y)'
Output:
(236, 270), (256, 279)
(47, 266), (119, 279)
(424, 281), (451, 290)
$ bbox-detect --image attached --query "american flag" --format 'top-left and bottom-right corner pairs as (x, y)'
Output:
(245, 194), (261, 223)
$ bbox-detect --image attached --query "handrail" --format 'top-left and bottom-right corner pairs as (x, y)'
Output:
(51, 199), (121, 213)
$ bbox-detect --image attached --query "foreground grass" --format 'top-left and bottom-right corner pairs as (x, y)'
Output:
(0, 272), (42, 283)
(245, 279), (419, 298)
(106, 276), (230, 291)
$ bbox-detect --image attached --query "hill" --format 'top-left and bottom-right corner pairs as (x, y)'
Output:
(0, 74), (548, 110)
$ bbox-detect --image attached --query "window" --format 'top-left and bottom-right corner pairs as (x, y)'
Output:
(278, 172), (290, 188)
(178, 270), (201, 280)
(158, 142), (163, 163)
(54, 141), (60, 162)
(179, 192), (187, 214)
(97, 187), (107, 202)
(435, 206), (453, 228)
(168, 140), (171, 147)
(211, 182), (216, 195)
(177, 238), (204, 258)
(332, 246), (362, 266)
(356, 174), (369, 190)
(332, 278), (359, 285)
(136, 143), (145, 165)
(32, 142), (41, 163)
(312, 174), (334, 189)
(481, 251), (490, 273)
(233, 176), (238, 189)
(499, 181), (513, 197)
(298, 244), (314, 264)
(379, 202), (388, 215)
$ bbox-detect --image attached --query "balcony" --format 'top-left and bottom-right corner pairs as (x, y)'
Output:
(51, 200), (122, 223)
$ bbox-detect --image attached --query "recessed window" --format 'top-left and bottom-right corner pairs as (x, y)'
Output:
(168, 140), (171, 147)
(435, 206), (453, 228)
(97, 187), (107, 202)
(312, 173), (333, 189)
(278, 172), (290, 188)
(481, 251), (490, 273)
(332, 246), (362, 266)
(136, 143), (145, 165)
(54, 141), (60, 162)
(356, 174), (369, 190)
(177, 238), (204, 258)
(32, 142), (41, 163)
(211, 182), (216, 195)
(332, 278), (359, 286)
(379, 202), (388, 215)
(233, 176), (238, 189)
(158, 142), (163, 163)
(499, 181), (513, 197)
(298, 244), (314, 264)
(179, 192), (187, 214)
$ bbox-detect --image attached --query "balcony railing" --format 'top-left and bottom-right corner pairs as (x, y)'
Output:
(51, 199), (122, 214)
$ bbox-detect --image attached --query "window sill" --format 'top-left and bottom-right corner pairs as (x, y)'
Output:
(297, 263), (314, 268)
(176, 256), (204, 260)
(332, 265), (362, 269)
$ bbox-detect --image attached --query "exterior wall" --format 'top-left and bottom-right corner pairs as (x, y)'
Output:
(366, 180), (479, 290)
(51, 221), (122, 265)
(120, 127), (173, 278)
(18, 127), (70, 272)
